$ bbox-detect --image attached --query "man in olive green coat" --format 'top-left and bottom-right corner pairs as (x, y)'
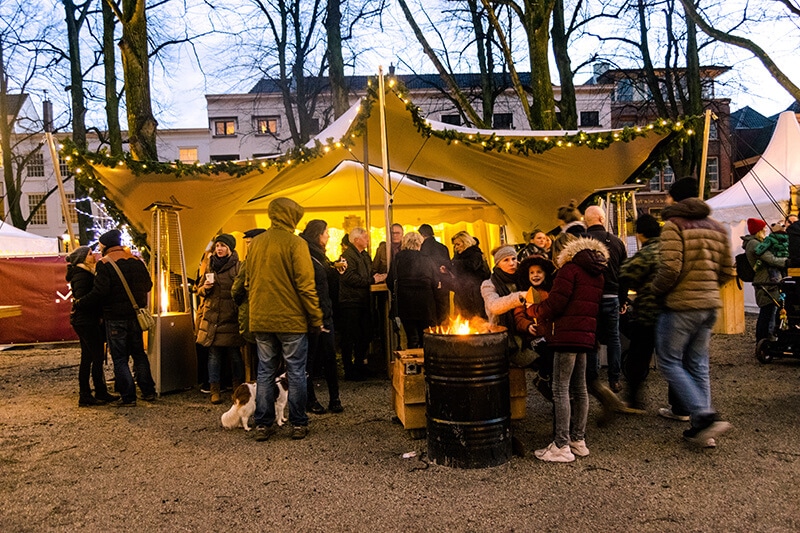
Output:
(246, 198), (323, 441)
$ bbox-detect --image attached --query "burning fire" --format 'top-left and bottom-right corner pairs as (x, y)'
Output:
(428, 315), (493, 335)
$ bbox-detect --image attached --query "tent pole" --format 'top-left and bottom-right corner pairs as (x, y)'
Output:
(378, 66), (392, 266)
(363, 119), (371, 252)
(44, 132), (78, 251)
(698, 109), (714, 199)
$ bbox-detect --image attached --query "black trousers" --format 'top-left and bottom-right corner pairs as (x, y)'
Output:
(307, 328), (340, 404)
(623, 322), (655, 407)
(339, 305), (371, 378)
(73, 322), (109, 398)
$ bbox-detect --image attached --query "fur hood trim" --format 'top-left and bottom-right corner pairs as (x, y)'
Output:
(555, 236), (609, 268)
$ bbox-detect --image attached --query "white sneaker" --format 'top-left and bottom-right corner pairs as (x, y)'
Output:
(569, 439), (590, 457)
(705, 438), (716, 448)
(658, 407), (690, 422)
(534, 442), (575, 463)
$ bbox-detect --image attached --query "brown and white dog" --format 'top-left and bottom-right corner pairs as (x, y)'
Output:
(220, 374), (289, 430)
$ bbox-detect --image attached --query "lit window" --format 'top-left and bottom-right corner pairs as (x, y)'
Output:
(580, 111), (600, 127)
(255, 117), (279, 134)
(28, 152), (45, 177)
(28, 193), (48, 225)
(179, 147), (199, 164)
(493, 113), (513, 129)
(441, 114), (461, 126)
(706, 157), (719, 191)
(61, 193), (78, 225)
(213, 119), (236, 136)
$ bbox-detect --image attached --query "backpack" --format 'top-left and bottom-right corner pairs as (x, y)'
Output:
(735, 252), (755, 282)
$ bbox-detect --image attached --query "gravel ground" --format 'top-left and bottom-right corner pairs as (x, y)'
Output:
(2, 316), (800, 532)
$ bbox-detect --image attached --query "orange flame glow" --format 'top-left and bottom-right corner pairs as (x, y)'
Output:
(428, 315), (493, 335)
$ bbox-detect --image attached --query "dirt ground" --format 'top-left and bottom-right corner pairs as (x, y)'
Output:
(1, 316), (800, 532)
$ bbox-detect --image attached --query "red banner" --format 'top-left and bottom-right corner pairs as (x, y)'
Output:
(0, 256), (78, 344)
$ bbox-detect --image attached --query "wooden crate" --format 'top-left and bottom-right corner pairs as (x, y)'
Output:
(713, 278), (745, 335)
(509, 366), (527, 420)
(392, 350), (426, 430)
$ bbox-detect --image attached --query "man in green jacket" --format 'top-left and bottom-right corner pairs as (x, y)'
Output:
(651, 178), (734, 448)
(246, 198), (323, 441)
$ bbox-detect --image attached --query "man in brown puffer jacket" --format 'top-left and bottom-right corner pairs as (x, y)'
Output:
(651, 177), (735, 448)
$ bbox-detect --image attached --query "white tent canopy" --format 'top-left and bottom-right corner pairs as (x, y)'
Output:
(708, 111), (800, 224)
(0, 223), (59, 256)
(706, 110), (800, 312)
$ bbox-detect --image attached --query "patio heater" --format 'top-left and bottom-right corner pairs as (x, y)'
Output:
(146, 202), (197, 394)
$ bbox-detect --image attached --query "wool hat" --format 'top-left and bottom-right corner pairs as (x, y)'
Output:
(214, 233), (236, 251)
(98, 229), (122, 248)
(747, 218), (767, 235)
(66, 246), (91, 267)
(668, 177), (699, 202)
(493, 245), (517, 265)
(243, 228), (266, 239)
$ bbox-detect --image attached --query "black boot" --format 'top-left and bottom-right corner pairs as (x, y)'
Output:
(79, 394), (101, 407)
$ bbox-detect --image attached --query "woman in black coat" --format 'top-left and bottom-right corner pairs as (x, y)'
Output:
(66, 246), (118, 406)
(445, 231), (490, 319)
(388, 231), (439, 348)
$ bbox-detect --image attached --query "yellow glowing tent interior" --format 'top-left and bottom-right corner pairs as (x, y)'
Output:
(68, 84), (687, 265)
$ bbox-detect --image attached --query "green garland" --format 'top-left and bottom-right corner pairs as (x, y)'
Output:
(61, 77), (698, 253)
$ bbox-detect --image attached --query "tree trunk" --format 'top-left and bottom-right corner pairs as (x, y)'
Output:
(326, 0), (349, 119)
(103, 0), (123, 156)
(113, 0), (157, 160)
(527, 14), (558, 130)
(551, 0), (575, 129)
(63, 0), (93, 243)
(0, 41), (25, 228)
(467, 0), (495, 126)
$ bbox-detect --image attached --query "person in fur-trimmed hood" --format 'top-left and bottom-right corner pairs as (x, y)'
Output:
(527, 236), (608, 463)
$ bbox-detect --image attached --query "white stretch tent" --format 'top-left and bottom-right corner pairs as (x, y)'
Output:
(0, 223), (59, 256)
(707, 111), (800, 311)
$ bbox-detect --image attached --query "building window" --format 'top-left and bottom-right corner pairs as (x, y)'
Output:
(662, 166), (675, 191)
(580, 111), (600, 128)
(210, 154), (239, 162)
(615, 79), (633, 102)
(649, 174), (661, 192)
(493, 113), (513, 129)
(59, 155), (71, 177)
(440, 114), (461, 126)
(254, 116), (279, 135)
(62, 193), (78, 225)
(709, 121), (718, 141)
(179, 147), (199, 164)
(706, 157), (719, 191)
(28, 152), (45, 177)
(28, 193), (48, 225)
(212, 119), (237, 136)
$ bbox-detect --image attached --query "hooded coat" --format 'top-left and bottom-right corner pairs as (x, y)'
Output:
(245, 198), (323, 333)
(651, 198), (734, 311)
(529, 237), (608, 351)
(196, 250), (243, 347)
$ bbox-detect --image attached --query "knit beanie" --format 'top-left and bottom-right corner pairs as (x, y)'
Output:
(668, 177), (699, 202)
(493, 245), (517, 265)
(214, 233), (236, 251)
(98, 229), (122, 248)
(747, 218), (767, 235)
(66, 246), (91, 267)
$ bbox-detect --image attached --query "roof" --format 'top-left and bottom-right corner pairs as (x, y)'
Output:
(3, 94), (28, 120)
(731, 106), (774, 130)
(595, 66), (731, 84)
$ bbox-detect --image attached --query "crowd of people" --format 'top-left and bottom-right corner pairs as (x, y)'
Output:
(66, 178), (741, 459)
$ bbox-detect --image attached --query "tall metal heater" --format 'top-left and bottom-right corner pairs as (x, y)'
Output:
(147, 203), (197, 394)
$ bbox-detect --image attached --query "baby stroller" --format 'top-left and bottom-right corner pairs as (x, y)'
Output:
(755, 277), (800, 363)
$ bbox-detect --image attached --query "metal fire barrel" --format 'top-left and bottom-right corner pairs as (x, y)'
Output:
(424, 329), (511, 468)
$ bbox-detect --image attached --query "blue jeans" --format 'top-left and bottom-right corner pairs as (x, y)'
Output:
(552, 351), (588, 448)
(105, 318), (155, 402)
(588, 297), (622, 384)
(208, 345), (244, 384)
(254, 332), (308, 427)
(655, 309), (717, 427)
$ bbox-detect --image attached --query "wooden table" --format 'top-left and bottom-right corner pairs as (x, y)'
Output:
(0, 305), (22, 319)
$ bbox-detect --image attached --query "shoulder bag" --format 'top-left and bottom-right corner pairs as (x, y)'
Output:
(107, 259), (155, 331)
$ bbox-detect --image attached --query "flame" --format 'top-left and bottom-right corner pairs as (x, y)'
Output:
(160, 271), (169, 314)
(428, 315), (492, 335)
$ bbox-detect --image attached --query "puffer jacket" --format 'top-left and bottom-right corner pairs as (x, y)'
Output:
(651, 198), (734, 311)
(67, 264), (102, 327)
(529, 237), (608, 351)
(245, 198), (323, 333)
(743, 234), (787, 308)
(75, 246), (152, 321)
(196, 251), (243, 347)
(619, 237), (661, 328)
